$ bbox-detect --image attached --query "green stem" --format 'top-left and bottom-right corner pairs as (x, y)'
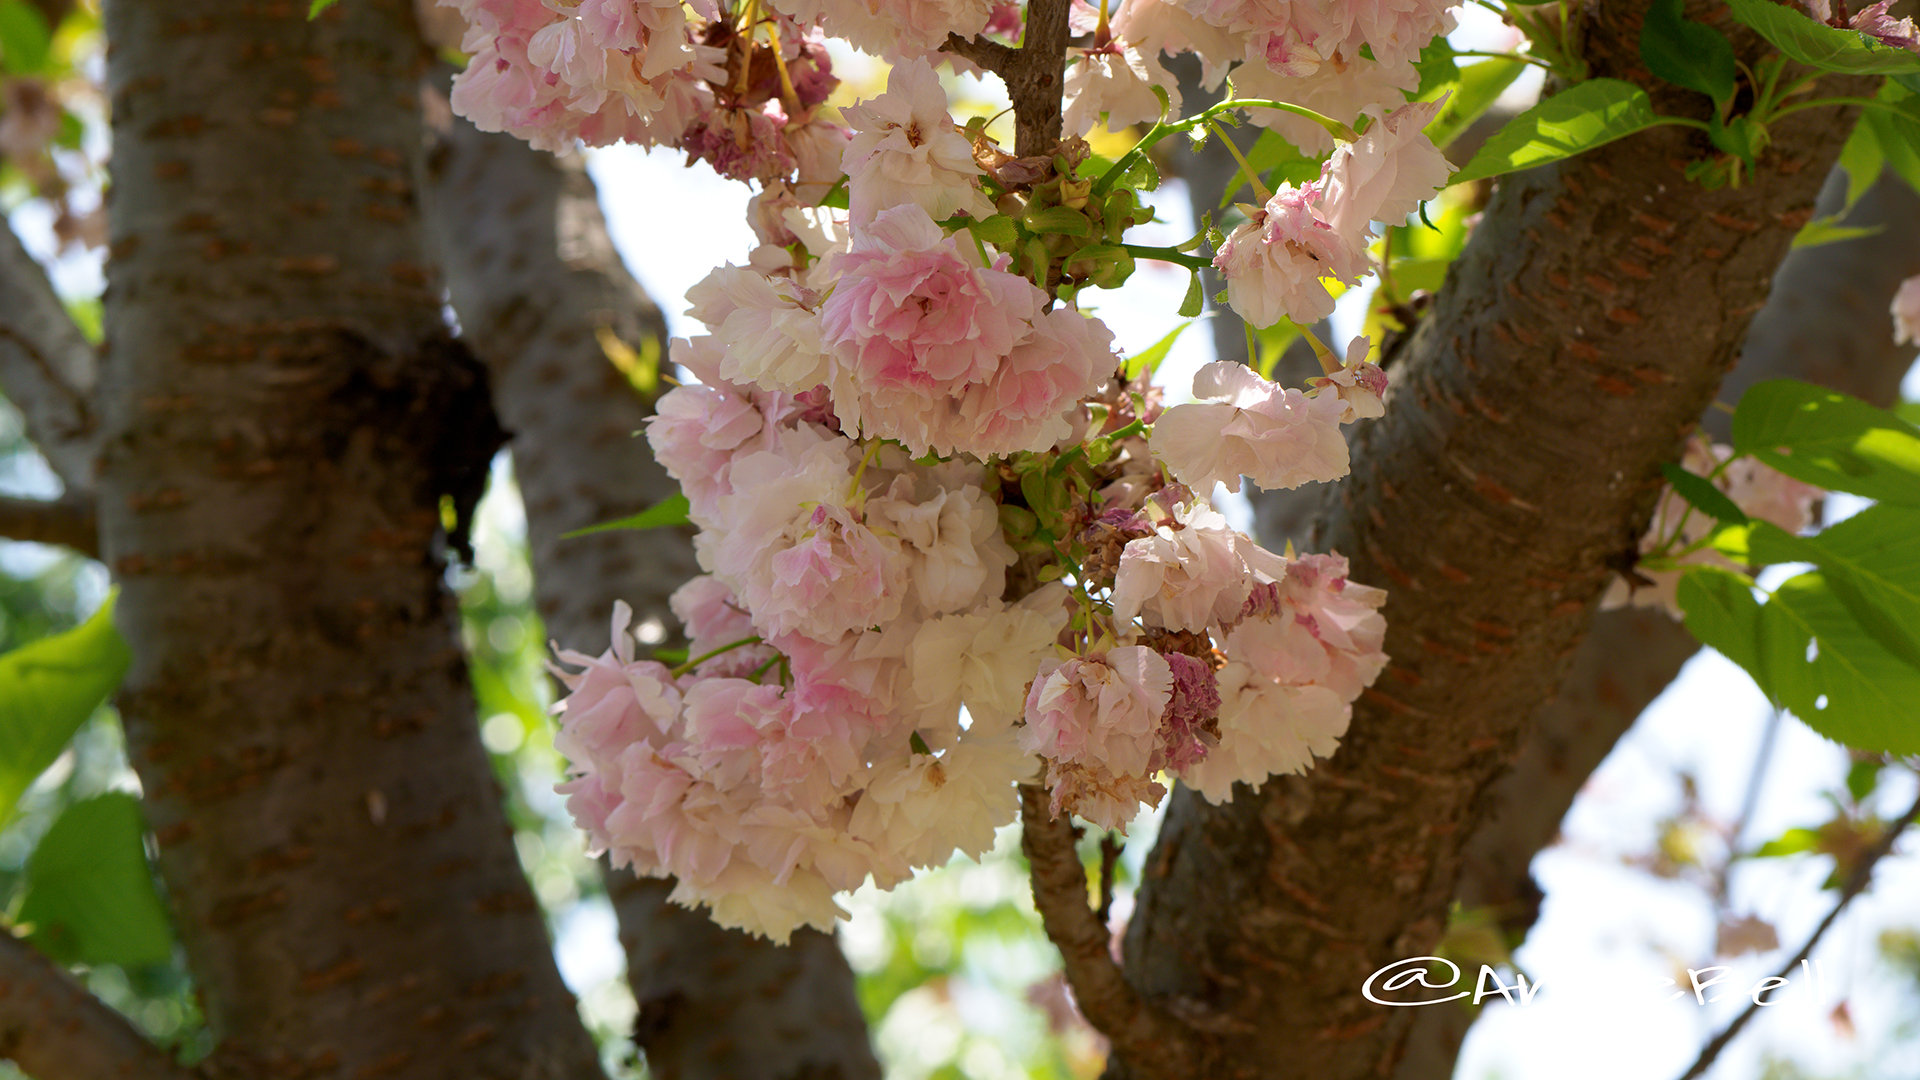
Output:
(1767, 96), (1908, 122)
(1093, 96), (1358, 198)
(671, 636), (764, 676)
(1210, 119), (1272, 203)
(1450, 49), (1555, 71)
(1121, 243), (1212, 269)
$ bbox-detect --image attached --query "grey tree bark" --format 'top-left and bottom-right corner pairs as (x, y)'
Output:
(1111, 4), (1882, 1076)
(415, 79), (881, 1080)
(94, 2), (604, 1077)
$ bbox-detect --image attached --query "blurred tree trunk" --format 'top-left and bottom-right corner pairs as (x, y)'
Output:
(94, 2), (604, 1077)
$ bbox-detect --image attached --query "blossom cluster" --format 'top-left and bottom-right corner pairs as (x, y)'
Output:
(442, 0), (1445, 939)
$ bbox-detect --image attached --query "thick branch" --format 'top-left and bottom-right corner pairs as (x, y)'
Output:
(0, 493), (98, 555)
(1, 932), (199, 1080)
(944, 0), (1072, 156)
(0, 218), (98, 493)
(1018, 786), (1197, 1080)
(1390, 164), (1920, 1080)
(1115, 6), (1879, 1076)
(415, 74), (879, 1080)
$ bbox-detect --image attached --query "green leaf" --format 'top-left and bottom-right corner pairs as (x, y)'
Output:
(1758, 571), (1920, 753)
(1123, 318), (1198, 380)
(0, 597), (131, 824)
(1660, 461), (1750, 524)
(1731, 379), (1920, 504)
(1386, 256), (1450, 298)
(1836, 113), (1884, 212)
(1425, 58), (1528, 150)
(1861, 82), (1920, 196)
(1899, 399), (1920, 426)
(1726, 0), (1920, 75)
(1414, 37), (1461, 98)
(1762, 504), (1920, 673)
(1678, 566), (1768, 684)
(16, 793), (175, 966)
(560, 493), (691, 539)
(1845, 759), (1881, 803)
(1752, 826), (1821, 857)
(1790, 214), (1885, 249)
(1451, 79), (1670, 185)
(308, 0), (340, 18)
(1641, 0), (1738, 104)
(0, 0), (52, 73)
(1177, 272), (1204, 318)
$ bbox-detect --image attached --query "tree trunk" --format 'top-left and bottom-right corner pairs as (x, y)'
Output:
(1113, 3), (1877, 1075)
(417, 82), (881, 1080)
(97, 2), (603, 1077)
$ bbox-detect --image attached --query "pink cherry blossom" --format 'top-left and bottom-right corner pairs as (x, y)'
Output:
(840, 59), (996, 228)
(1894, 274), (1920, 345)
(1110, 501), (1288, 631)
(1319, 97), (1456, 242)
(1151, 361), (1353, 494)
(1212, 181), (1371, 328)
(1062, 42), (1183, 137)
(1176, 663), (1351, 803)
(1021, 646), (1174, 778)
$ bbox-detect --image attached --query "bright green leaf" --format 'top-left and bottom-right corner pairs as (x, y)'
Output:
(1660, 461), (1750, 524)
(1836, 113), (1884, 212)
(1845, 759), (1882, 803)
(0, 596), (131, 824)
(1899, 399), (1920, 426)
(1752, 826), (1821, 857)
(308, 0), (340, 18)
(1678, 566), (1768, 687)
(1726, 0), (1920, 75)
(1124, 318), (1198, 381)
(16, 793), (176, 967)
(1451, 79), (1670, 185)
(1414, 37), (1461, 99)
(0, 0), (52, 73)
(1767, 504), (1920, 674)
(1425, 58), (1528, 150)
(560, 493), (691, 538)
(1862, 81), (1920, 195)
(1790, 214), (1885, 249)
(1642, 0), (1738, 104)
(1758, 571), (1920, 754)
(1178, 272), (1204, 319)
(1731, 379), (1920, 504)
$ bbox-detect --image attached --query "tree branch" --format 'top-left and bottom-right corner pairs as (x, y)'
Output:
(1677, 788), (1920, 1080)
(1390, 163), (1920, 1080)
(1114, 5), (1882, 1075)
(943, 0), (1072, 156)
(0, 493), (98, 556)
(0, 217), (98, 494)
(0, 932), (200, 1080)
(1018, 785), (1198, 1080)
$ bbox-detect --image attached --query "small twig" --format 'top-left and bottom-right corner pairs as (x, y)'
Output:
(942, 31), (1017, 75)
(0, 932), (203, 1080)
(0, 494), (99, 557)
(1676, 787), (1920, 1080)
(1019, 784), (1199, 1079)
(0, 219), (99, 494)
(1095, 831), (1123, 925)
